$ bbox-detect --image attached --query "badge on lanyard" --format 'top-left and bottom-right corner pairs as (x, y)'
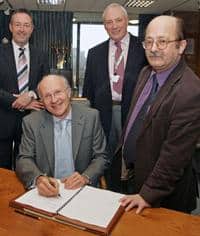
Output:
(111, 74), (120, 83)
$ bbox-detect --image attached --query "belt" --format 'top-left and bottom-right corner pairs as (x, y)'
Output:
(112, 100), (121, 106)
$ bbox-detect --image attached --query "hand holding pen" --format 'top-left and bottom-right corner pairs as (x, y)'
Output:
(36, 175), (61, 197)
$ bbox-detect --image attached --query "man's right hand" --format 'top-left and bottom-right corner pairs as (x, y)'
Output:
(36, 176), (60, 197)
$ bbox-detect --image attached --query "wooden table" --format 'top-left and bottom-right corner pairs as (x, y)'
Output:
(0, 168), (200, 236)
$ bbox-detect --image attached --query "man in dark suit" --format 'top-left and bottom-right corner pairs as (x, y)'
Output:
(83, 3), (146, 187)
(0, 9), (49, 169)
(110, 15), (200, 214)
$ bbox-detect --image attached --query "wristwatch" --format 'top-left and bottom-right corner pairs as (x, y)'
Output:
(28, 90), (37, 100)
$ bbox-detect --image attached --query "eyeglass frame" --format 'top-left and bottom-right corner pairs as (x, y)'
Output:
(41, 87), (70, 102)
(142, 38), (181, 50)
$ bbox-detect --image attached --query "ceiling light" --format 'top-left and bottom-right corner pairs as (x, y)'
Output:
(37, 0), (65, 5)
(125, 0), (155, 8)
(129, 19), (139, 25)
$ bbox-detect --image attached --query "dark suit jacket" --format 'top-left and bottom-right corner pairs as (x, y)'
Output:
(110, 59), (200, 212)
(83, 34), (147, 139)
(0, 43), (49, 139)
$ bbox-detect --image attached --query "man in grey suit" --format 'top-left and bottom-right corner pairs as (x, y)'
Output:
(16, 74), (109, 197)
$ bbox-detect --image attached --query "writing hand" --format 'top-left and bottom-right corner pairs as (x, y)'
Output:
(36, 176), (60, 197)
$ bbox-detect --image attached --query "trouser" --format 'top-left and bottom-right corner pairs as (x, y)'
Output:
(105, 104), (122, 189)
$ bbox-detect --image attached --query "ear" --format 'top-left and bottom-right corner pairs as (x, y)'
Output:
(9, 23), (12, 33)
(178, 39), (187, 55)
(67, 88), (72, 98)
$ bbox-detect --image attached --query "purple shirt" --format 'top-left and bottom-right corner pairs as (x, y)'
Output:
(124, 65), (177, 142)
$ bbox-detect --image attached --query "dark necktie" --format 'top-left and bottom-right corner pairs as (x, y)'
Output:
(113, 41), (124, 94)
(123, 74), (158, 168)
(17, 48), (28, 93)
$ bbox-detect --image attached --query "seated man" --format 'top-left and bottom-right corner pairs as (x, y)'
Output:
(16, 74), (109, 197)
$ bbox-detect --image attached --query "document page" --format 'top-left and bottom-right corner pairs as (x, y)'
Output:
(15, 181), (80, 213)
(59, 186), (124, 228)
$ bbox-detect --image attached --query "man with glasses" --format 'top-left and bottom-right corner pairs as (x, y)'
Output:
(110, 15), (200, 214)
(16, 74), (109, 197)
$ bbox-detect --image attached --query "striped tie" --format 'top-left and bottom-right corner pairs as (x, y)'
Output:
(113, 41), (124, 94)
(17, 48), (28, 93)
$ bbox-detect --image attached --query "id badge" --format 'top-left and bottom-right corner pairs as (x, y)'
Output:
(111, 74), (120, 83)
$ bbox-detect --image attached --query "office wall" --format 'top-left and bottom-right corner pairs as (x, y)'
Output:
(174, 12), (200, 77)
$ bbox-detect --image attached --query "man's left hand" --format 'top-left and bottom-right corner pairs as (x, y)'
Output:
(120, 194), (151, 214)
(61, 172), (89, 189)
(12, 92), (32, 109)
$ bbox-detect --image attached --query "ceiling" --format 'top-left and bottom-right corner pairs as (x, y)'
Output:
(0, 0), (199, 22)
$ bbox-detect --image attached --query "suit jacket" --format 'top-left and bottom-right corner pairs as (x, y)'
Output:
(83, 34), (147, 139)
(110, 59), (200, 212)
(0, 43), (49, 139)
(16, 103), (109, 189)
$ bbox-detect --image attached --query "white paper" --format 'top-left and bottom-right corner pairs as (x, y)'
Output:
(59, 186), (124, 228)
(15, 181), (80, 213)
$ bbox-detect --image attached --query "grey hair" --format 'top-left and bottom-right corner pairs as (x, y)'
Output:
(37, 74), (70, 98)
(102, 3), (128, 21)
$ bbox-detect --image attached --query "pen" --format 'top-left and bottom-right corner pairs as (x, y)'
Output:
(15, 209), (40, 220)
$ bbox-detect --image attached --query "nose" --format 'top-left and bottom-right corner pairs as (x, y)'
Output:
(50, 94), (58, 103)
(151, 41), (158, 52)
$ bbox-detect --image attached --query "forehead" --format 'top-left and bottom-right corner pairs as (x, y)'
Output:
(40, 77), (66, 92)
(146, 17), (177, 38)
(104, 7), (126, 21)
(11, 13), (32, 24)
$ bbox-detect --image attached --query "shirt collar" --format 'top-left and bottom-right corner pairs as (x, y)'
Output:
(150, 62), (179, 88)
(110, 32), (130, 47)
(53, 107), (72, 123)
(12, 40), (29, 51)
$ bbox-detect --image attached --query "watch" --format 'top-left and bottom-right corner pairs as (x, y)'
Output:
(28, 90), (37, 100)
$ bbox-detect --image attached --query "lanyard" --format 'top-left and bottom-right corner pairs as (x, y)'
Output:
(114, 50), (125, 73)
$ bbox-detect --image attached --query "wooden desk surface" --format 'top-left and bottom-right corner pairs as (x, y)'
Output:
(0, 168), (199, 236)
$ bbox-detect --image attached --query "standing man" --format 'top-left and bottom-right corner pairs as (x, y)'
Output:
(83, 3), (146, 187)
(16, 74), (109, 196)
(0, 9), (49, 169)
(110, 15), (200, 214)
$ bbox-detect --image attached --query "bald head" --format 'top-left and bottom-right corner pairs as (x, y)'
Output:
(146, 15), (184, 41)
(37, 74), (69, 97)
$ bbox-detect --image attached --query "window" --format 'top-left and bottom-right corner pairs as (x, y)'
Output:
(72, 23), (138, 96)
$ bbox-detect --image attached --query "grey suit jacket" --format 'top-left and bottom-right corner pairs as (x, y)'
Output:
(16, 103), (109, 188)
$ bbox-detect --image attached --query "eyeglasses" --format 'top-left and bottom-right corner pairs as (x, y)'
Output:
(142, 38), (180, 50)
(42, 88), (69, 102)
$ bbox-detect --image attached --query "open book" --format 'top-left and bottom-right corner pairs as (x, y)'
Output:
(10, 182), (124, 235)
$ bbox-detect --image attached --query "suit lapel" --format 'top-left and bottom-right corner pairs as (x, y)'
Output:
(122, 68), (150, 137)
(40, 112), (55, 174)
(4, 44), (19, 90)
(29, 46), (36, 88)
(140, 61), (184, 136)
(71, 104), (85, 160)
(101, 40), (111, 95)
